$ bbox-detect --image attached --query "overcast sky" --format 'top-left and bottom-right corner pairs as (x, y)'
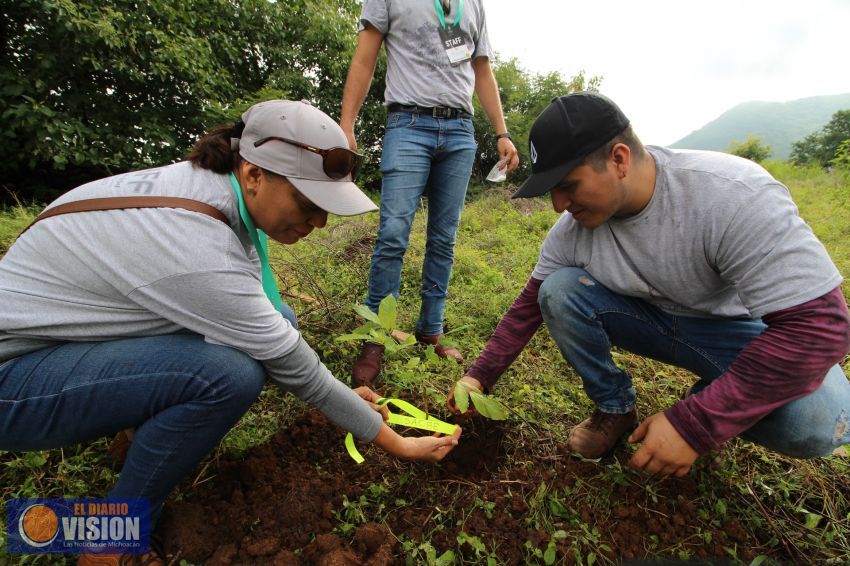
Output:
(484, 0), (850, 146)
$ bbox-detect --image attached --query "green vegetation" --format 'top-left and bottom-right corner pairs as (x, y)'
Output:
(452, 381), (508, 420)
(336, 294), (418, 355)
(1, 1), (593, 203)
(728, 135), (772, 163)
(832, 139), (850, 169)
(2, 164), (848, 563)
(470, 59), (601, 182)
(0, 199), (37, 256)
(1, 0), (376, 201)
(790, 109), (850, 167)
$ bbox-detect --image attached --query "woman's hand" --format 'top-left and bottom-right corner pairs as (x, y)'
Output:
(399, 428), (462, 463)
(371, 422), (462, 463)
(446, 375), (483, 416)
(353, 385), (389, 421)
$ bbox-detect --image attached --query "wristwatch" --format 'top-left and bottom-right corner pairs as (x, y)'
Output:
(494, 132), (512, 141)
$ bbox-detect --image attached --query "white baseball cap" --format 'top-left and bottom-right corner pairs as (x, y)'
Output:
(235, 100), (378, 216)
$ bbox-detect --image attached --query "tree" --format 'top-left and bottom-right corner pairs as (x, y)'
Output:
(789, 109), (850, 167)
(727, 135), (772, 163)
(470, 57), (601, 183)
(0, 0), (381, 203)
(831, 139), (850, 170)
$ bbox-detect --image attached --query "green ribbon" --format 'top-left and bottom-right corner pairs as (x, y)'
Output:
(345, 397), (459, 464)
(434, 0), (462, 29)
(228, 172), (283, 311)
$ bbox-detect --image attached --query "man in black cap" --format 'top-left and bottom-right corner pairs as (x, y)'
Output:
(447, 92), (850, 476)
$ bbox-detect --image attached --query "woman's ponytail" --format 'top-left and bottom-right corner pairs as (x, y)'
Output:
(187, 121), (244, 174)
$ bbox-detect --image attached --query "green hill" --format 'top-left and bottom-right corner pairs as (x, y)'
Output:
(670, 93), (850, 159)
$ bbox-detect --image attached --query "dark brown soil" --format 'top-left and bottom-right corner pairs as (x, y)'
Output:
(158, 410), (775, 565)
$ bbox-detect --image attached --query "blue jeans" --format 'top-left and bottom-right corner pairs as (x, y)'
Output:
(0, 308), (296, 526)
(365, 111), (477, 336)
(538, 267), (850, 458)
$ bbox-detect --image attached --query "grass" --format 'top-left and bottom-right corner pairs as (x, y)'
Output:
(1, 164), (849, 564)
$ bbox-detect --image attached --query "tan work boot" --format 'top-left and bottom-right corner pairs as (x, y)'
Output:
(567, 408), (638, 459)
(414, 332), (464, 362)
(353, 342), (385, 388)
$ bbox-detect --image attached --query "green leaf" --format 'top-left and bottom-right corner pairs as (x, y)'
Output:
(804, 513), (822, 529)
(424, 345), (441, 364)
(353, 304), (381, 325)
(543, 544), (556, 565)
(469, 390), (507, 420)
(351, 322), (376, 335)
(749, 556), (769, 566)
(24, 452), (47, 468)
(435, 550), (455, 566)
(377, 294), (397, 331)
(454, 382), (470, 413)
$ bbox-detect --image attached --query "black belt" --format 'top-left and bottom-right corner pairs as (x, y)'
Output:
(387, 103), (468, 118)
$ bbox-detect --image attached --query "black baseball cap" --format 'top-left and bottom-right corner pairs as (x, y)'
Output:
(512, 92), (630, 199)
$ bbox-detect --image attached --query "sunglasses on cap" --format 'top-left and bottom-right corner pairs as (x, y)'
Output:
(253, 136), (363, 182)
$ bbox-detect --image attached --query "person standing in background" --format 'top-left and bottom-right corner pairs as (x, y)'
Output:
(340, 0), (520, 387)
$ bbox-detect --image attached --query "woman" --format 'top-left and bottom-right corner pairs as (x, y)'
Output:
(0, 100), (460, 565)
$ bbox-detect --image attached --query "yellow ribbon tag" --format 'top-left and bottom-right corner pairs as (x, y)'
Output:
(345, 397), (459, 463)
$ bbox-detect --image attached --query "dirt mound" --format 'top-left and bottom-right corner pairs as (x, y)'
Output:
(158, 410), (770, 564)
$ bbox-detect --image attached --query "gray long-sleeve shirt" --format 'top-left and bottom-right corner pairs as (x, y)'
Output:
(0, 161), (382, 441)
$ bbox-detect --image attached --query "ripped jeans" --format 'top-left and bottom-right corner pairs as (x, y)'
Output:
(538, 267), (850, 458)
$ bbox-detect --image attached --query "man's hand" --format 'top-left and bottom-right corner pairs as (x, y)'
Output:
(353, 385), (389, 421)
(497, 137), (519, 174)
(342, 128), (358, 153)
(339, 25), (383, 154)
(446, 375), (483, 416)
(628, 412), (698, 477)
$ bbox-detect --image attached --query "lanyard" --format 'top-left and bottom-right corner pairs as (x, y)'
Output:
(345, 397), (459, 464)
(228, 172), (283, 311)
(434, 0), (462, 29)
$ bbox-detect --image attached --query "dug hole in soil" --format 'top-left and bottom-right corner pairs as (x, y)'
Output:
(159, 408), (769, 565)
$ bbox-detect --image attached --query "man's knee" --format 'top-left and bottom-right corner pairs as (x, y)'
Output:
(764, 408), (850, 459)
(778, 421), (847, 459)
(538, 267), (595, 318)
(377, 217), (413, 253)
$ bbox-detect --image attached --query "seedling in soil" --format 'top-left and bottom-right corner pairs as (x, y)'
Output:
(456, 531), (499, 564)
(453, 380), (508, 420)
(336, 294), (417, 355)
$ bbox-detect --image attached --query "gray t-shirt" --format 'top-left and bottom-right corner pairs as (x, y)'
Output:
(359, 0), (491, 114)
(533, 146), (842, 319)
(0, 161), (382, 441)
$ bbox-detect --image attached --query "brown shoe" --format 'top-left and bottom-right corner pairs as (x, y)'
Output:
(567, 408), (638, 459)
(107, 428), (135, 467)
(353, 342), (384, 388)
(414, 332), (464, 362)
